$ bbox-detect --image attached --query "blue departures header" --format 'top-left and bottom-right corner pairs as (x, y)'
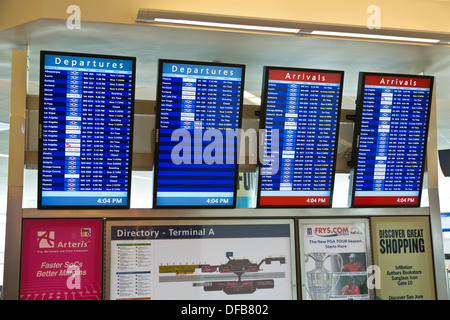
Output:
(162, 62), (242, 79)
(45, 54), (134, 73)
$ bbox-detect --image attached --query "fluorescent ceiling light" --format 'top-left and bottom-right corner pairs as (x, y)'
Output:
(311, 30), (440, 43)
(132, 174), (152, 181)
(153, 18), (300, 34)
(138, 10), (443, 43)
(0, 122), (9, 131)
(244, 91), (261, 105)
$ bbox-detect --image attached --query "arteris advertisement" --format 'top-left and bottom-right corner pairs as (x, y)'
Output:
(371, 216), (436, 300)
(105, 220), (296, 300)
(20, 219), (103, 300)
(299, 219), (371, 300)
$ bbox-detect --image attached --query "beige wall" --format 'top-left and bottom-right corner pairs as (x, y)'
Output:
(1, 0), (450, 34)
(0, 0), (43, 31)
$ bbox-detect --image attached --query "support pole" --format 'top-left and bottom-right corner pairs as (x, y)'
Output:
(427, 83), (448, 299)
(2, 47), (28, 300)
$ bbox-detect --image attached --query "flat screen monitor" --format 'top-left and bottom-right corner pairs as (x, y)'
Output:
(257, 67), (344, 207)
(153, 59), (245, 208)
(349, 72), (434, 207)
(38, 51), (136, 209)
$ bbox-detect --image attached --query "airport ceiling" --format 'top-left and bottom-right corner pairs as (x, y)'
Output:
(0, 18), (450, 147)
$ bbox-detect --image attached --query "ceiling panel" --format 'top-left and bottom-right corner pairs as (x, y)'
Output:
(0, 18), (449, 149)
(0, 19), (436, 91)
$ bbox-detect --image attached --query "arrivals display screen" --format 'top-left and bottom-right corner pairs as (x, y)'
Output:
(349, 72), (434, 207)
(38, 51), (136, 209)
(257, 67), (344, 207)
(153, 59), (245, 208)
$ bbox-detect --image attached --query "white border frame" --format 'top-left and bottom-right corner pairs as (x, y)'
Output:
(298, 218), (373, 300)
(104, 218), (298, 300)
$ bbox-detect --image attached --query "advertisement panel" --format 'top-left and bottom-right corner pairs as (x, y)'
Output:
(236, 171), (257, 208)
(371, 216), (436, 300)
(105, 220), (296, 300)
(20, 219), (103, 300)
(299, 219), (371, 300)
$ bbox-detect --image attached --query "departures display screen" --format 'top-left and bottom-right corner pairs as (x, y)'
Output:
(38, 51), (136, 209)
(153, 60), (245, 208)
(349, 72), (434, 207)
(257, 67), (344, 207)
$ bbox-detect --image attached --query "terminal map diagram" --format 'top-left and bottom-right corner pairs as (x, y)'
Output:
(159, 252), (287, 295)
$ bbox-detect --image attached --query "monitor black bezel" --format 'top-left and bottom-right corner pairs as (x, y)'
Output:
(152, 59), (246, 209)
(349, 71), (434, 208)
(37, 50), (136, 210)
(256, 66), (345, 208)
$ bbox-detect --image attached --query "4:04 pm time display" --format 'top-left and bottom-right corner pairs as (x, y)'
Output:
(97, 197), (123, 204)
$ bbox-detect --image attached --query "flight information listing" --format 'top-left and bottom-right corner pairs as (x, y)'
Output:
(258, 68), (343, 207)
(39, 52), (135, 208)
(154, 61), (244, 207)
(351, 74), (433, 207)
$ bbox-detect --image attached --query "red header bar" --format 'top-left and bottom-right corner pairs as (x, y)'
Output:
(365, 75), (431, 89)
(354, 196), (419, 206)
(260, 196), (330, 206)
(268, 69), (341, 84)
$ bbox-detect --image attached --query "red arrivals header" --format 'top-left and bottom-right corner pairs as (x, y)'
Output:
(268, 69), (342, 84)
(364, 75), (431, 89)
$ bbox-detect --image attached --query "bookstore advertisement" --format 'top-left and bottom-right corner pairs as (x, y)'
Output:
(106, 220), (295, 300)
(300, 220), (370, 300)
(20, 219), (103, 300)
(371, 216), (436, 300)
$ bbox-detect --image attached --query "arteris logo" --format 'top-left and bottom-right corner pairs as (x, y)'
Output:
(37, 231), (55, 248)
(36, 229), (90, 249)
